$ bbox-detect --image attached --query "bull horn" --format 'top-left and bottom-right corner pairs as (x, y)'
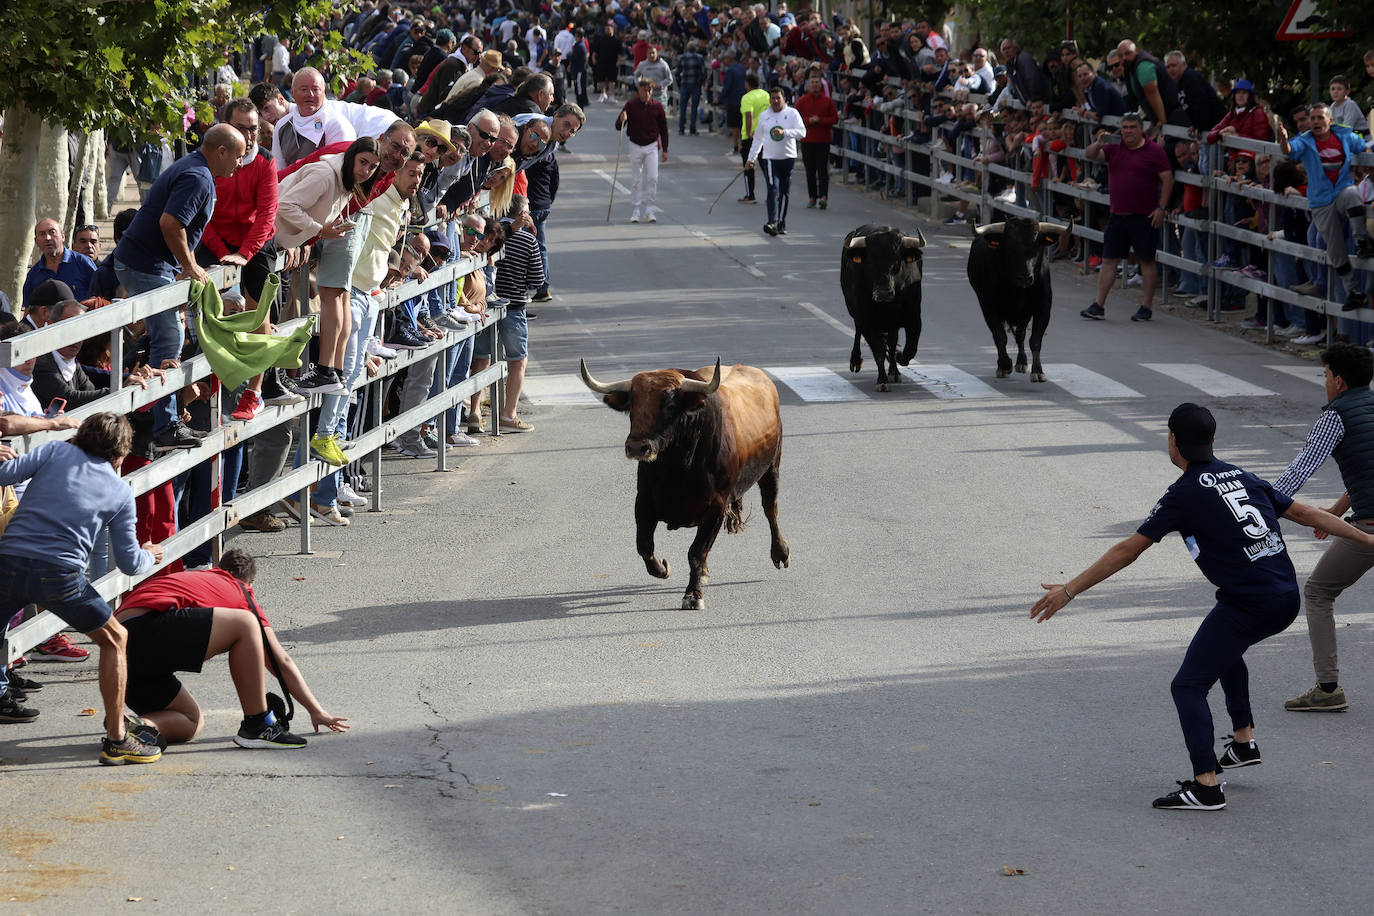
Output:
(973, 222), (1006, 237)
(1038, 221), (1069, 236)
(845, 236), (867, 250)
(680, 358), (722, 395)
(579, 359), (632, 394)
(901, 229), (927, 248)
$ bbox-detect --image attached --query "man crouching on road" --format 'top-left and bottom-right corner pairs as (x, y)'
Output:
(118, 548), (349, 749)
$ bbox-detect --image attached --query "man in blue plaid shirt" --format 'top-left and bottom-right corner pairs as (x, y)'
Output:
(676, 40), (706, 136)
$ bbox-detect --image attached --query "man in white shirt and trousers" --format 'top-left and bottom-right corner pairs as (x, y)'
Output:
(745, 85), (807, 236)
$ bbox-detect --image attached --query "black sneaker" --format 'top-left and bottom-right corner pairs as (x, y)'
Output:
(1356, 237), (1374, 260)
(1152, 779), (1225, 811)
(776, 221), (787, 235)
(417, 314), (439, 330)
(153, 420), (204, 451)
(1080, 303), (1105, 320)
(10, 672), (42, 693)
(1217, 736), (1261, 770)
(294, 365), (346, 395)
(1130, 306), (1153, 322)
(234, 716), (307, 749)
(125, 714), (167, 751)
(385, 325), (429, 351)
(0, 687), (39, 722)
(1343, 290), (1369, 312)
(262, 368), (306, 405)
(99, 731), (163, 765)
(763, 222), (778, 236)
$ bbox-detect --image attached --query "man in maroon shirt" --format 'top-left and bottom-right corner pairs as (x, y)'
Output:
(118, 548), (349, 750)
(1081, 114), (1174, 322)
(615, 77), (669, 223)
(794, 72), (839, 209)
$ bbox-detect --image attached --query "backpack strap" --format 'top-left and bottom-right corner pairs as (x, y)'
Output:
(238, 583), (295, 726)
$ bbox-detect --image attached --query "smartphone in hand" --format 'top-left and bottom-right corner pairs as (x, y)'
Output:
(44, 398), (67, 419)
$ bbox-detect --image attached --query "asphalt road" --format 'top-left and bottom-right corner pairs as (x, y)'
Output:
(4, 102), (1373, 915)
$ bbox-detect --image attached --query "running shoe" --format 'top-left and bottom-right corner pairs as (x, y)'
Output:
(99, 731), (163, 765)
(1151, 779), (1225, 811)
(1216, 736), (1261, 770)
(1284, 683), (1348, 711)
(234, 717), (307, 749)
(34, 633), (89, 663)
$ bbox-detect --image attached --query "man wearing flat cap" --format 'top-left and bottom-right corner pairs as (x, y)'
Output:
(1030, 402), (1374, 812)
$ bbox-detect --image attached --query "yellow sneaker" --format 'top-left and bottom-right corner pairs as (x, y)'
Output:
(309, 433), (348, 468)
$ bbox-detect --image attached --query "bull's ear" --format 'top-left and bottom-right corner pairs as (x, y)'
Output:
(603, 391), (631, 412)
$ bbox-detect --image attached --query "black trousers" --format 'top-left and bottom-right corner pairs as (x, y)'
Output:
(800, 141), (829, 201)
(740, 141), (755, 199)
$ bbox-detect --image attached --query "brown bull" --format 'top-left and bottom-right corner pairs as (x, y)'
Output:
(580, 358), (791, 610)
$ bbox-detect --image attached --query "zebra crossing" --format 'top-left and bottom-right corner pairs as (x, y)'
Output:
(522, 360), (1324, 407)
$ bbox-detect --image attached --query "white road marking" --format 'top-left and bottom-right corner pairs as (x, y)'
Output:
(1267, 364), (1325, 385)
(765, 366), (870, 401)
(744, 265), (767, 278)
(798, 301), (854, 337)
(898, 364), (1005, 399)
(1047, 364), (1144, 399)
(593, 169), (631, 195)
(676, 154), (707, 164)
(521, 375), (602, 406)
(1142, 364), (1277, 397)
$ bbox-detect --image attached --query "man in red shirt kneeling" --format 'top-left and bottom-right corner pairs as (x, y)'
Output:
(118, 548), (349, 749)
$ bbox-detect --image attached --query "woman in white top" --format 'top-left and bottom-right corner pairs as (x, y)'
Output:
(273, 136), (381, 393)
(745, 86), (807, 236)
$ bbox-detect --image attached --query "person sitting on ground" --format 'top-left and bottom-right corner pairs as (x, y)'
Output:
(0, 412), (165, 764)
(116, 547), (348, 748)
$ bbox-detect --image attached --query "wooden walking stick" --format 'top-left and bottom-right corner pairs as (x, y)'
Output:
(708, 168), (747, 214)
(606, 118), (626, 223)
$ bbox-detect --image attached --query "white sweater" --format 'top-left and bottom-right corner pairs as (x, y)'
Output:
(746, 106), (807, 163)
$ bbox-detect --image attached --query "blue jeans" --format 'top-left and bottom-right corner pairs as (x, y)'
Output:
(1179, 226), (1207, 294)
(442, 334), (476, 432)
(529, 207), (551, 293)
(114, 260), (181, 435)
(318, 288), (379, 438)
(678, 83), (702, 133)
(0, 555), (113, 636)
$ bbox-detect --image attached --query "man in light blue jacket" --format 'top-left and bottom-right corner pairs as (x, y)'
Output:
(1276, 103), (1374, 312)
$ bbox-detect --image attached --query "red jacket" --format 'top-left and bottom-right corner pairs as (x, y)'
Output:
(1206, 106), (1271, 145)
(794, 92), (839, 144)
(200, 150), (278, 260)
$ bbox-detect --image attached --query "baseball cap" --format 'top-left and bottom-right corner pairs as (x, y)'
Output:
(1232, 78), (1255, 94)
(1168, 402), (1216, 462)
(27, 279), (74, 313)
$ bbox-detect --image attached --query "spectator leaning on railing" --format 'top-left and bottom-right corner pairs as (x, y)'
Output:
(1274, 103), (1374, 312)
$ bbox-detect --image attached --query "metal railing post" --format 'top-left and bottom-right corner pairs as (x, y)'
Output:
(297, 411), (313, 554)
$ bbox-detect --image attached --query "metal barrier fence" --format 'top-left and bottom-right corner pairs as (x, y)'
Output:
(1, 246), (508, 666)
(832, 98), (1374, 343)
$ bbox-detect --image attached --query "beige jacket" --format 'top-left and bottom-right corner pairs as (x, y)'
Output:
(274, 153), (350, 247)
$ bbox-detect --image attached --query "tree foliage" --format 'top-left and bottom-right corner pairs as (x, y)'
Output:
(960, 0), (1371, 104)
(0, 0), (369, 145)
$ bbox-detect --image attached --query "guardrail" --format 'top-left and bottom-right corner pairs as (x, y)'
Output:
(2, 237), (509, 666)
(831, 102), (1374, 341)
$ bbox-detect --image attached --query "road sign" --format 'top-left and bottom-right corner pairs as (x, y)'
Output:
(1276, 0), (1352, 40)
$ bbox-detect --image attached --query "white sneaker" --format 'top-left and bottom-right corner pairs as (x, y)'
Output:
(366, 337), (397, 359)
(338, 482), (365, 506)
(446, 431), (479, 447)
(1275, 324), (1306, 337)
(1126, 273), (1142, 287)
(1294, 333), (1327, 345)
(630, 210), (641, 223)
(937, 172), (955, 185)
(397, 441), (436, 458)
(646, 208), (657, 222)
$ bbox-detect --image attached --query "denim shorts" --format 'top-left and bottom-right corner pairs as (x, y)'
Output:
(472, 309), (529, 360)
(315, 212), (372, 288)
(0, 554), (113, 634)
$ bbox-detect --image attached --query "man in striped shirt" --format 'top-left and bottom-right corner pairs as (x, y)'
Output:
(1271, 343), (1374, 712)
(469, 194), (544, 433)
(676, 40), (706, 136)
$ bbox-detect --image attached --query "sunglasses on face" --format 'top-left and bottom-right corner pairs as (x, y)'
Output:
(421, 136), (441, 149)
(472, 125), (497, 143)
(491, 136), (515, 149)
(463, 226), (485, 238)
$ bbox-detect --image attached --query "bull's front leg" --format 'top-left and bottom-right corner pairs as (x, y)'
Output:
(883, 331), (901, 384)
(1012, 323), (1029, 374)
(983, 315), (1013, 378)
(898, 313), (921, 366)
(1028, 304), (1051, 382)
(635, 494), (670, 579)
(861, 328), (891, 391)
(683, 510), (726, 610)
(849, 328), (863, 374)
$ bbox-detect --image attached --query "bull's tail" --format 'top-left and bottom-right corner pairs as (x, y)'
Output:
(725, 498), (751, 534)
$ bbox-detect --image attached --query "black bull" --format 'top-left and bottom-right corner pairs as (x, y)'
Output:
(966, 217), (1072, 383)
(839, 224), (927, 391)
(580, 358), (791, 610)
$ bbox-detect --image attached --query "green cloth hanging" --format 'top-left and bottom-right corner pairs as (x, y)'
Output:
(190, 272), (316, 393)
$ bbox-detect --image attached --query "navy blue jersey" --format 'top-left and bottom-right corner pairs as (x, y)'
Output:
(1137, 459), (1297, 597)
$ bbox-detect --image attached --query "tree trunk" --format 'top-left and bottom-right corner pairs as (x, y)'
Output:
(92, 129), (109, 222)
(39, 119), (71, 245)
(0, 105), (42, 313)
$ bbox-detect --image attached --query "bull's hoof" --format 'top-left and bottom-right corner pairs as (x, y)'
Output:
(1015, 361), (1028, 374)
(771, 540), (791, 569)
(849, 360), (862, 373)
(897, 355), (913, 367)
(682, 595), (705, 610)
(646, 558), (671, 579)
(887, 369), (902, 383)
(876, 381), (889, 392)
(996, 368), (1011, 378)
(1030, 372), (1047, 383)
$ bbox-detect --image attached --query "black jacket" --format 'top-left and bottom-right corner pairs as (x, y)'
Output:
(31, 353), (107, 410)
